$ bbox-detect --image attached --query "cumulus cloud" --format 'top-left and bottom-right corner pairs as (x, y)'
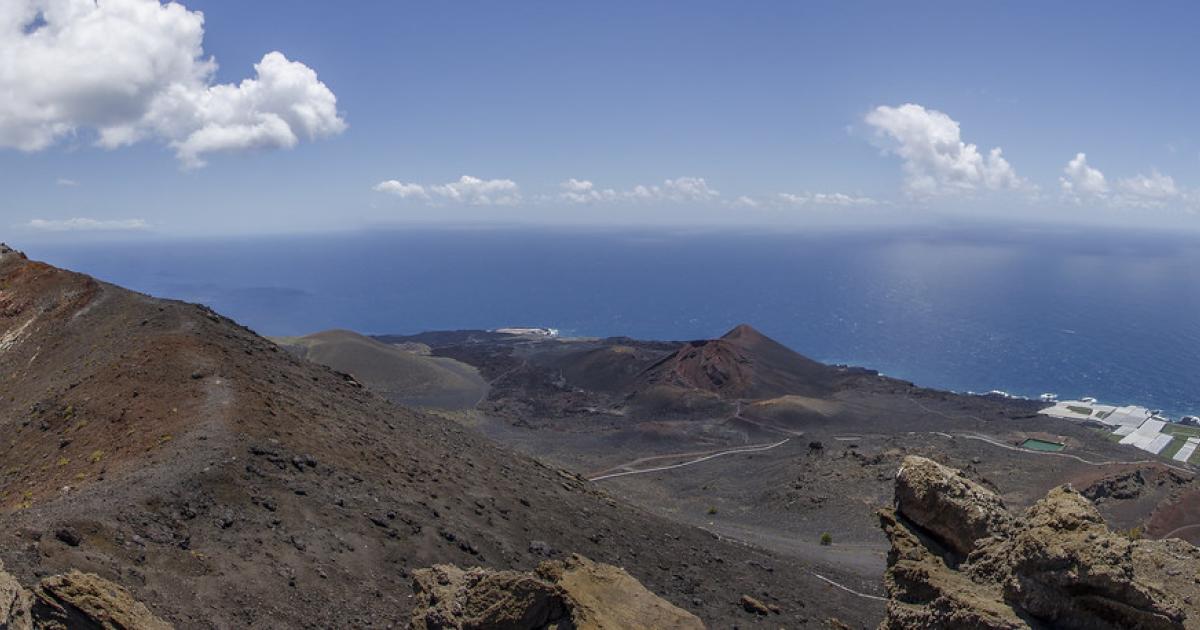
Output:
(553, 176), (720, 204)
(430, 176), (521, 206)
(557, 178), (619, 203)
(864, 103), (1025, 196)
(375, 175), (521, 206)
(27, 217), (148, 232)
(630, 176), (720, 202)
(373, 180), (430, 200)
(0, 0), (345, 167)
(1119, 171), (1178, 200)
(1058, 153), (1185, 209)
(1059, 153), (1108, 200)
(777, 192), (879, 207)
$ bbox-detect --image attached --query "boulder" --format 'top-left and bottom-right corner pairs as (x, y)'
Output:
(409, 564), (573, 629)
(31, 571), (172, 630)
(409, 553), (704, 630)
(893, 456), (1011, 557)
(993, 486), (1190, 629)
(879, 457), (1200, 630)
(0, 561), (33, 630)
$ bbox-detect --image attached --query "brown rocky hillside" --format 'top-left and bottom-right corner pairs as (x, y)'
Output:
(0, 244), (873, 628)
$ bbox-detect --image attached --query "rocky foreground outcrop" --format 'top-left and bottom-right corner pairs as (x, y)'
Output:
(0, 560), (170, 629)
(409, 553), (705, 629)
(880, 456), (1200, 629)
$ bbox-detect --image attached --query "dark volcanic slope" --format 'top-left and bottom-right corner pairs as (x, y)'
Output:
(272, 329), (488, 410)
(0, 246), (875, 628)
(640, 324), (843, 400)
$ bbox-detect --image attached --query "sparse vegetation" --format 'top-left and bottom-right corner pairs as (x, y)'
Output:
(1160, 438), (1187, 461)
(1162, 423), (1200, 438)
(1122, 526), (1143, 541)
(88, 449), (105, 464)
(820, 532), (833, 546)
(706, 506), (718, 515)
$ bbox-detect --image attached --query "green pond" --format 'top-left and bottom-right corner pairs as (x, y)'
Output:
(1020, 438), (1066, 452)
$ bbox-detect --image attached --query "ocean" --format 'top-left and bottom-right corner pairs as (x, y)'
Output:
(24, 224), (1200, 417)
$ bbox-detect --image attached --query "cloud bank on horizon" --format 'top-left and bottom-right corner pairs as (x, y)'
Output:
(0, 0), (345, 168)
(372, 102), (1193, 218)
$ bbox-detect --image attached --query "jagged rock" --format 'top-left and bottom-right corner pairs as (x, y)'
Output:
(409, 553), (704, 630)
(878, 508), (1026, 630)
(409, 563), (572, 629)
(893, 456), (1011, 557)
(31, 570), (172, 630)
(1082, 469), (1147, 501)
(880, 456), (1200, 630)
(0, 560), (33, 630)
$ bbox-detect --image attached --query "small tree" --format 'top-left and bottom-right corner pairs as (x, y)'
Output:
(820, 532), (833, 546)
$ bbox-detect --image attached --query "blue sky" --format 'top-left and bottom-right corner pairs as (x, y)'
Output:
(3, 1), (1200, 238)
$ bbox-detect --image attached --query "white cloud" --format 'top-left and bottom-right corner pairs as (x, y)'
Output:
(865, 103), (1025, 196)
(1059, 153), (1108, 200)
(55, 177), (78, 187)
(555, 176), (720, 204)
(373, 180), (429, 200)
(558, 178), (619, 203)
(733, 195), (760, 208)
(375, 175), (521, 206)
(430, 175), (521, 206)
(0, 0), (345, 167)
(631, 176), (720, 202)
(27, 217), (148, 232)
(1058, 153), (1185, 210)
(1119, 171), (1178, 200)
(777, 192), (879, 207)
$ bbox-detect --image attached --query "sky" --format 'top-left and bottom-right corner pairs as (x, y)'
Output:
(3, 0), (1200, 240)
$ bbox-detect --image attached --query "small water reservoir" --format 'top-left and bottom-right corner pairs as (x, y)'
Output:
(1020, 438), (1065, 452)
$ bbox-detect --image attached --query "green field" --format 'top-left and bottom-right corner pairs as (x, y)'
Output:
(1066, 405), (1094, 416)
(1160, 437), (1187, 460)
(1162, 423), (1200, 438)
(1102, 430), (1124, 443)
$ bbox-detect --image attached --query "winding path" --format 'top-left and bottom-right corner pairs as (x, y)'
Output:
(588, 438), (791, 481)
(1159, 523), (1200, 540)
(812, 574), (887, 602)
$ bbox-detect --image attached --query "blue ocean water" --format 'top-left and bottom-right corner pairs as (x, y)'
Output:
(24, 225), (1200, 417)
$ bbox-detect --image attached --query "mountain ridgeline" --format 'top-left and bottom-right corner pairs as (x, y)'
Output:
(0, 245), (874, 627)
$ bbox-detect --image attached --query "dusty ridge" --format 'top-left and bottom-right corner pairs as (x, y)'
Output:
(272, 329), (488, 409)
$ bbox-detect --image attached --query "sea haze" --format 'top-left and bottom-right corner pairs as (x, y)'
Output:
(26, 225), (1200, 417)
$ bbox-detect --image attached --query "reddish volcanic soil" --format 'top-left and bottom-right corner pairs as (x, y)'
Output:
(639, 324), (842, 400)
